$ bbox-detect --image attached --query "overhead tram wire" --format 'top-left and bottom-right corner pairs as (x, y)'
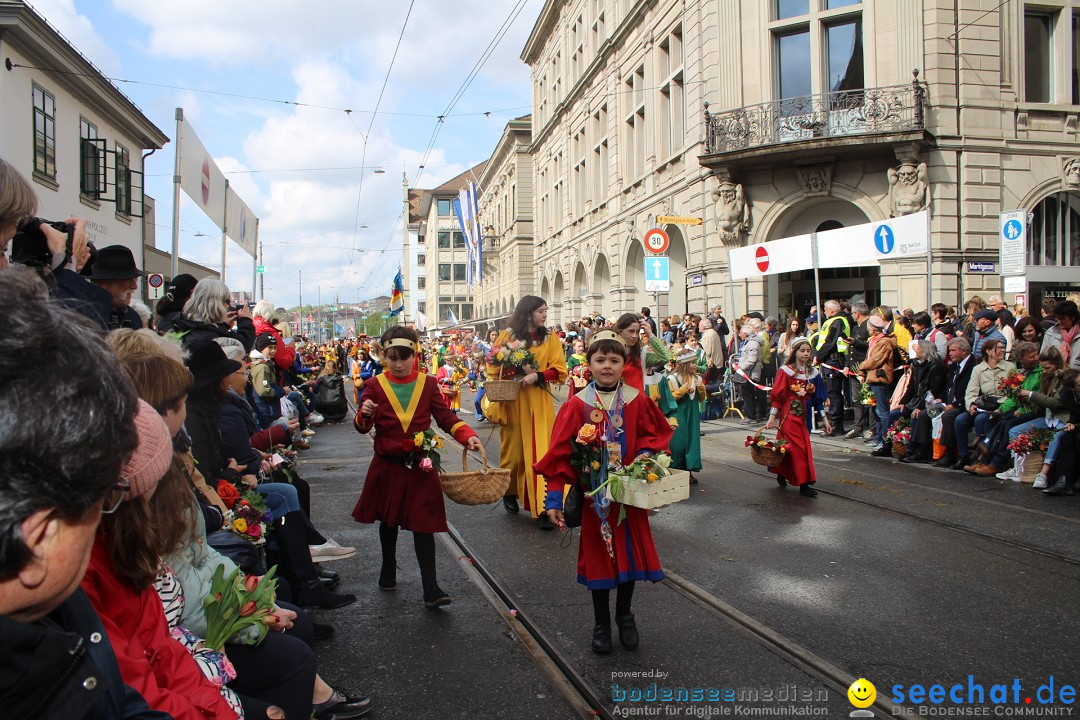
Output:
(335, 0), (416, 302)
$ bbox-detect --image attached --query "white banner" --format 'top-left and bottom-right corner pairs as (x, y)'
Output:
(225, 185), (257, 259)
(729, 234), (814, 280)
(177, 115), (227, 232)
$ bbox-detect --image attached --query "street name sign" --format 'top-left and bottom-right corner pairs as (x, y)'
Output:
(656, 216), (702, 226)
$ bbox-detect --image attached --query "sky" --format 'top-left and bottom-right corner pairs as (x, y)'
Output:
(29, 0), (541, 308)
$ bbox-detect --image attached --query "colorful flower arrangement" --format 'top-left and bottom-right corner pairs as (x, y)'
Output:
(884, 416), (913, 445)
(404, 427), (443, 472)
(570, 364), (591, 387)
(744, 432), (790, 455)
(202, 564), (279, 651)
(997, 370), (1027, 400)
(486, 338), (538, 380)
(1006, 427), (1056, 456)
(223, 491), (273, 546)
(858, 382), (876, 407)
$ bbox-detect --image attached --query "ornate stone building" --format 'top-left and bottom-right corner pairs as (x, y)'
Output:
(474, 116), (535, 329)
(520, 0), (1080, 322)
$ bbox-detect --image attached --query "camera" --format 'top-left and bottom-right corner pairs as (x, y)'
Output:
(230, 302), (257, 312)
(10, 218), (77, 268)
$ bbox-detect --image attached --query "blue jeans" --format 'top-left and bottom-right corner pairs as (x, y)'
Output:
(871, 384), (891, 446)
(257, 482), (302, 518)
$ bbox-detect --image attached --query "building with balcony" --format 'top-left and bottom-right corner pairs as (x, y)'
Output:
(523, 0), (1080, 321)
(474, 115), (535, 330)
(0, 0), (169, 269)
(408, 162), (486, 333)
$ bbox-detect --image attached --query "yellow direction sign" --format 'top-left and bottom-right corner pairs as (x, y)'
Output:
(657, 215), (702, 226)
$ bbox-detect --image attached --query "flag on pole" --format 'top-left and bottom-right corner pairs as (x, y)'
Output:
(454, 182), (483, 286)
(389, 269), (404, 316)
(466, 182), (482, 284)
(453, 194), (474, 286)
(415, 310), (429, 333)
(448, 308), (459, 326)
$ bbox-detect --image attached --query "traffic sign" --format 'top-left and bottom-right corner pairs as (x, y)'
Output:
(643, 228), (670, 254)
(256, 265), (265, 274)
(147, 273), (164, 300)
(656, 216), (702, 226)
(645, 256), (670, 292)
(999, 210), (1026, 276)
(874, 224), (895, 254)
(755, 246), (770, 272)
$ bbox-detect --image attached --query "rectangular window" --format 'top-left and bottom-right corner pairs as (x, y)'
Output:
(623, 66), (646, 181)
(417, 276), (426, 290)
(1074, 14), (1080, 104)
(417, 253), (426, 265)
(660, 28), (685, 157)
(437, 198), (453, 216)
(461, 304), (474, 320)
(1025, 12), (1053, 103)
(115, 143), (131, 215)
(826, 0), (860, 8)
(440, 304), (459, 321)
(826, 19), (864, 93)
(776, 30), (812, 101)
(417, 234), (425, 244)
(417, 301), (426, 315)
(453, 231), (465, 248)
(438, 231), (451, 248)
(438, 263), (451, 281)
(453, 263), (466, 281)
(32, 84), (56, 179)
(80, 118), (104, 200)
(775, 0), (809, 20)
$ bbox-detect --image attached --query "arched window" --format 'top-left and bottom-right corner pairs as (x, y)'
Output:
(1029, 192), (1080, 267)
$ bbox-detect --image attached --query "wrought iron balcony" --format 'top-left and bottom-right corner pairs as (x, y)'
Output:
(704, 74), (926, 155)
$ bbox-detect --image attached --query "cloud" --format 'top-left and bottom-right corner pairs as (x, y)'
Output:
(30, 0), (121, 74)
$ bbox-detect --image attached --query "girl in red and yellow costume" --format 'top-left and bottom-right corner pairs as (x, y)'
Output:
(764, 337), (828, 498)
(535, 331), (673, 654)
(485, 296), (568, 528)
(352, 326), (482, 608)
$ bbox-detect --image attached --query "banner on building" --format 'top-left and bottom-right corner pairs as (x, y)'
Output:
(225, 185), (257, 259)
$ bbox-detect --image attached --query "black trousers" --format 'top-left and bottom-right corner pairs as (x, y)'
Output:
(823, 367), (846, 430)
(937, 408), (964, 458)
(738, 381), (761, 421)
(229, 611), (316, 719)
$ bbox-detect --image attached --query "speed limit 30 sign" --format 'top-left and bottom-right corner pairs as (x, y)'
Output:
(643, 228), (669, 254)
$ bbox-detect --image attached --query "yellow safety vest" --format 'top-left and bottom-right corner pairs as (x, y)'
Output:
(815, 315), (850, 354)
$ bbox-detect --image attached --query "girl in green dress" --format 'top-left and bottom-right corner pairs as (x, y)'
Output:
(662, 348), (705, 482)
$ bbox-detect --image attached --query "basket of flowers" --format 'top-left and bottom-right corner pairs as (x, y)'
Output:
(745, 432), (789, 467)
(599, 452), (689, 511)
(1007, 427), (1055, 484)
(570, 364), (591, 388)
(858, 382), (876, 407)
(485, 339), (539, 402)
(885, 416), (912, 457)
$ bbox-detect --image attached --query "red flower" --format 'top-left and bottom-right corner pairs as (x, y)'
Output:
(216, 480), (239, 509)
(239, 601), (258, 617)
(247, 524), (262, 539)
(403, 438), (415, 452)
(244, 575), (259, 593)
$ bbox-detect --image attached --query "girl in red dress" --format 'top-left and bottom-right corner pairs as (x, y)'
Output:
(535, 331), (673, 654)
(612, 313), (671, 396)
(353, 326), (482, 608)
(764, 338), (830, 497)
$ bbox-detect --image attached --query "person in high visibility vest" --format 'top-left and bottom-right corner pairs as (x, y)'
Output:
(814, 300), (851, 436)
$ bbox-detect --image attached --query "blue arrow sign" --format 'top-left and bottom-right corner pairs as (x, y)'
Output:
(649, 257), (669, 281)
(874, 224), (895, 254)
(1003, 219), (1023, 241)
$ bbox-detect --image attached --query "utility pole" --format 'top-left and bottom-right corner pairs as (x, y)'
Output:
(257, 235), (264, 300)
(298, 269), (303, 336)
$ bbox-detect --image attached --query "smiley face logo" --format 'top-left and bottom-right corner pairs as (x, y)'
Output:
(848, 678), (876, 709)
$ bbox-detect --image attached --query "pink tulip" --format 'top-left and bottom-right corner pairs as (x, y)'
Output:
(420, 457), (433, 471)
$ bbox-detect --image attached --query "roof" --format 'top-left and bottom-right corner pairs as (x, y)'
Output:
(431, 161), (488, 195)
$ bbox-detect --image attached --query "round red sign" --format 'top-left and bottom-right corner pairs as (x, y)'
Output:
(643, 228), (669, 254)
(755, 246), (770, 272)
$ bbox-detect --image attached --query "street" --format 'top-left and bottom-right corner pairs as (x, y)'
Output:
(301, 389), (1080, 720)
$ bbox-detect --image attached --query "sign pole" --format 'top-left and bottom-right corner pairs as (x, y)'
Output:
(811, 232), (822, 324)
(170, 108), (183, 279)
(926, 209), (933, 311)
(220, 178), (229, 281)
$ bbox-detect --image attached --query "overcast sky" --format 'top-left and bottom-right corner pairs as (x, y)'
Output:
(31, 0), (539, 308)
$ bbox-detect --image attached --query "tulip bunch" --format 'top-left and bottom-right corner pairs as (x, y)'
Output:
(202, 565), (279, 651)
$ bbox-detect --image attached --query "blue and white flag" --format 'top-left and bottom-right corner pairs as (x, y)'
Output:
(453, 196), (473, 286)
(455, 182), (483, 286)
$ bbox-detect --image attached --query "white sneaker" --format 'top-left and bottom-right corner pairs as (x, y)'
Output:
(308, 413), (325, 425)
(996, 467), (1020, 481)
(1033, 474), (1048, 489)
(310, 539), (357, 562)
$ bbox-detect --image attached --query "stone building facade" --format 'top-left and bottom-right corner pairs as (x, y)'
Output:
(474, 116), (535, 329)
(520, 0), (1080, 323)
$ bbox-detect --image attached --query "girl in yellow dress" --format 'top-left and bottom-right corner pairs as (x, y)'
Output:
(485, 296), (568, 529)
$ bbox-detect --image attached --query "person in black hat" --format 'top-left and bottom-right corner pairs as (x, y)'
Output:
(90, 245), (147, 330)
(153, 273), (197, 334)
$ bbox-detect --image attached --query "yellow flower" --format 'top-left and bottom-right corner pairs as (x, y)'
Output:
(576, 424), (598, 444)
(414, 432), (425, 445)
(646, 473), (659, 483)
(435, 437), (444, 449)
(232, 518), (248, 533)
(590, 460), (601, 470)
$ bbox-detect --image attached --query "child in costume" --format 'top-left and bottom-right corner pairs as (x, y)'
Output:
(535, 330), (673, 654)
(765, 337), (828, 497)
(353, 327), (482, 607)
(662, 348), (705, 482)
(566, 337), (590, 397)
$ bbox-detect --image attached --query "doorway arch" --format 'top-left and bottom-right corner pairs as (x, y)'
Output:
(593, 254), (611, 316)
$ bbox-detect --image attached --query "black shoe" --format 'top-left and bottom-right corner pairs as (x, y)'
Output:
(536, 513), (555, 531)
(591, 622), (613, 654)
(299, 582), (357, 611)
(423, 586), (452, 608)
(799, 484), (818, 498)
(870, 445), (892, 458)
(949, 459), (969, 471)
(1044, 478), (1075, 496)
(313, 689), (372, 720)
(899, 454), (930, 464)
(502, 495), (519, 514)
(312, 622), (335, 641)
(616, 614), (639, 650)
(776, 475), (788, 487)
(931, 455), (956, 468)
(319, 570), (340, 589)
(689, 473), (699, 485)
(378, 568), (396, 592)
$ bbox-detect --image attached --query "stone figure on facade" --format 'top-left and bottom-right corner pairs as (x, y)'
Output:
(1062, 157), (1080, 189)
(712, 181), (749, 245)
(887, 161), (930, 216)
(797, 163), (832, 198)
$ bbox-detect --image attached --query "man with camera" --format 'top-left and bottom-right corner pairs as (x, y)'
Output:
(89, 245), (147, 331)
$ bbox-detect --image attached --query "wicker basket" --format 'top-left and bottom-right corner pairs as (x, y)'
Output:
(892, 441), (908, 457)
(750, 444), (786, 467)
(572, 376), (588, 388)
(440, 446), (511, 505)
(1019, 451), (1045, 485)
(484, 379), (521, 402)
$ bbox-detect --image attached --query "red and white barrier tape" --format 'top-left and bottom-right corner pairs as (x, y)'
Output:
(734, 366), (771, 392)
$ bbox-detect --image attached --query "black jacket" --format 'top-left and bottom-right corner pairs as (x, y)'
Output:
(849, 318), (871, 364)
(903, 358), (948, 410)
(945, 354), (976, 408)
(815, 314), (849, 366)
(50, 269), (112, 331)
(219, 389), (263, 475)
(0, 589), (170, 720)
(173, 316), (256, 354)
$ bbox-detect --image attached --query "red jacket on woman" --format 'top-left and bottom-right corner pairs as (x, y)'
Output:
(253, 316), (295, 376)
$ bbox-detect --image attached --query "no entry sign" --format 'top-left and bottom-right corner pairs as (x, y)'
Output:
(755, 246), (770, 272)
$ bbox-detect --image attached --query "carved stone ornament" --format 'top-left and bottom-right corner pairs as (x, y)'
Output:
(796, 163), (833, 198)
(1062, 157), (1080, 189)
(711, 181), (750, 247)
(887, 161), (930, 217)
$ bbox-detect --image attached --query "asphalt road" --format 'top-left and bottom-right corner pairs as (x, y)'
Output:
(301, 387), (1080, 720)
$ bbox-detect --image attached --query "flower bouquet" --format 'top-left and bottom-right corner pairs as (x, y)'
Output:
(570, 363), (591, 388)
(591, 451), (689, 519)
(885, 416), (913, 456)
(745, 431), (789, 467)
(404, 427), (443, 472)
(858, 382), (876, 407)
(1008, 427), (1056, 483)
(997, 370), (1026, 400)
(486, 339), (538, 380)
(202, 564), (279, 651)
(224, 491), (273, 546)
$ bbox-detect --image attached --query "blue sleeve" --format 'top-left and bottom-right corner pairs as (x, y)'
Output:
(545, 489), (563, 511)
